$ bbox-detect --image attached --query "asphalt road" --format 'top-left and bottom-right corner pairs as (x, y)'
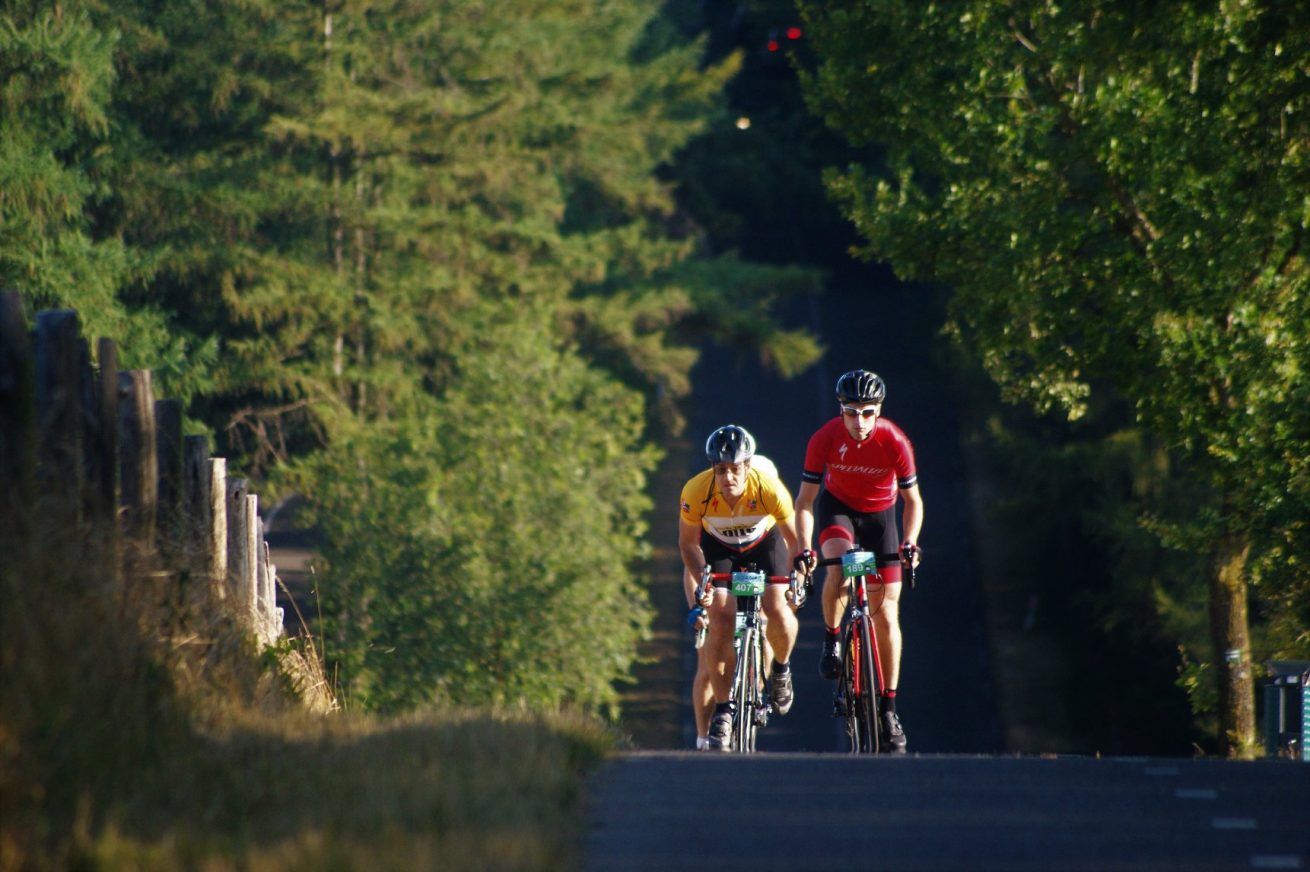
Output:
(582, 753), (1310, 871)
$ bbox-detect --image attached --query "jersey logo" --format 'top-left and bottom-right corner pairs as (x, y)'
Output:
(838, 443), (849, 460)
(748, 499), (758, 510)
(681, 500), (691, 513)
(832, 463), (891, 476)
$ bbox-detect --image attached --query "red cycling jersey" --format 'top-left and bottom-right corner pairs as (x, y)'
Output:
(801, 416), (917, 513)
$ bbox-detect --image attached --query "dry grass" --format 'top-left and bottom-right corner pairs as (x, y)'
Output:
(1, 508), (615, 872)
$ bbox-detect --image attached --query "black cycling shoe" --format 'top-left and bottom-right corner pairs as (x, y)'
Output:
(881, 710), (907, 754)
(707, 710), (733, 751)
(771, 669), (794, 715)
(818, 634), (841, 680)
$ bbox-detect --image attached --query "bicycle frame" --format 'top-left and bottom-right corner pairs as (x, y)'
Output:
(817, 549), (885, 754)
(700, 565), (795, 752)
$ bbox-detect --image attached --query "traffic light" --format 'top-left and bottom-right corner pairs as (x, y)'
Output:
(766, 25), (803, 52)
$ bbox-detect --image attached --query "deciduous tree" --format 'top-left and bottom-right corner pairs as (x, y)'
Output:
(800, 0), (1310, 754)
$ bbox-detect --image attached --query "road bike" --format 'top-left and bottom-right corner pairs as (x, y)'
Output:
(812, 544), (918, 754)
(696, 564), (806, 752)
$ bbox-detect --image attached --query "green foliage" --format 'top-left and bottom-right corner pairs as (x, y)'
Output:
(0, 6), (135, 334)
(800, 0), (1310, 730)
(3, 0), (824, 716)
(303, 302), (656, 714)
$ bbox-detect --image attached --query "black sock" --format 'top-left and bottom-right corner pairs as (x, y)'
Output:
(772, 660), (790, 674)
(880, 692), (897, 714)
(714, 701), (733, 715)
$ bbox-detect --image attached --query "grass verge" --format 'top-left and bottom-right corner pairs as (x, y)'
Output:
(1, 510), (616, 872)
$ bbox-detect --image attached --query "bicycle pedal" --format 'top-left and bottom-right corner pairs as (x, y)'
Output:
(754, 707), (770, 728)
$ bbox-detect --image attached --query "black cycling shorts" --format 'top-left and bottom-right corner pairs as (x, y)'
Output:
(699, 525), (790, 585)
(816, 489), (903, 580)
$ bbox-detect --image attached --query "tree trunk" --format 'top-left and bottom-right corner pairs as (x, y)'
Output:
(1208, 529), (1256, 758)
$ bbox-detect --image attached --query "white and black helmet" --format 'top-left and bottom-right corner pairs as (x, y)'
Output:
(705, 424), (756, 465)
(835, 369), (887, 405)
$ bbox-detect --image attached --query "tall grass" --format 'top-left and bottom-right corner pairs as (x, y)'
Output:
(1, 506), (616, 871)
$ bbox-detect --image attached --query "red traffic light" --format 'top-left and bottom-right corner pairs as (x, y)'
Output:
(786, 26), (803, 40)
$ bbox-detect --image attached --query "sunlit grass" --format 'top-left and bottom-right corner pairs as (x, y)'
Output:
(61, 706), (613, 872)
(1, 508), (616, 872)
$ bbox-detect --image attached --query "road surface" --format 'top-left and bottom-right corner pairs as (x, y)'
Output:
(583, 752), (1309, 871)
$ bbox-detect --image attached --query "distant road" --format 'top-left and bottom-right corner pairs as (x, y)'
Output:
(583, 753), (1309, 871)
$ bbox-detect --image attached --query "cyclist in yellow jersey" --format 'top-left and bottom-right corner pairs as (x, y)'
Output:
(687, 454), (784, 748)
(680, 425), (801, 751)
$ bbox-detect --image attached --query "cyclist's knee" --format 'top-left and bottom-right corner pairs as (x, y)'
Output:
(762, 591), (795, 623)
(708, 603), (736, 632)
(874, 598), (900, 625)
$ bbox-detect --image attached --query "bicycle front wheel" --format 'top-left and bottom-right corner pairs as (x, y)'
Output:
(733, 628), (760, 753)
(849, 619), (880, 753)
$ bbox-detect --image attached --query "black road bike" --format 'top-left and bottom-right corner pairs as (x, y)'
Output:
(698, 565), (806, 752)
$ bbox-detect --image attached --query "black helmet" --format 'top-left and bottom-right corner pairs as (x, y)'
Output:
(835, 369), (886, 405)
(705, 424), (756, 465)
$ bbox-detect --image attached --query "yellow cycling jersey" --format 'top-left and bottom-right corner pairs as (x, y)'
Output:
(679, 459), (795, 551)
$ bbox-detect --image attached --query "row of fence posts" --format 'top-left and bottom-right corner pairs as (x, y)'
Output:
(0, 293), (283, 646)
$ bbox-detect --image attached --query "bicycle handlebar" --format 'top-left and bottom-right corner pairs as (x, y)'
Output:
(805, 545), (921, 590)
(696, 566), (809, 611)
(703, 571), (793, 583)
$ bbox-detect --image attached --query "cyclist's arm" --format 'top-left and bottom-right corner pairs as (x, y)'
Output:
(793, 480), (821, 559)
(900, 482), (924, 558)
(678, 517), (708, 608)
(778, 514), (800, 559)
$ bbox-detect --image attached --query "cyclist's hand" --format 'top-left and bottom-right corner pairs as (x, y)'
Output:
(686, 605), (707, 630)
(793, 549), (817, 574)
(695, 583), (713, 608)
(786, 574), (808, 611)
(900, 542), (921, 568)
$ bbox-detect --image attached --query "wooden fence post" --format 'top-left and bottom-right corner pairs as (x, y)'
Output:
(209, 458), (228, 599)
(0, 293), (34, 517)
(118, 370), (158, 550)
(86, 338), (119, 525)
(227, 478), (252, 619)
(155, 398), (184, 557)
(262, 540), (284, 643)
(35, 310), (84, 519)
(245, 493), (261, 629)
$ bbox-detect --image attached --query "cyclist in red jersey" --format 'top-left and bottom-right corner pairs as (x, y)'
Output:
(793, 369), (924, 753)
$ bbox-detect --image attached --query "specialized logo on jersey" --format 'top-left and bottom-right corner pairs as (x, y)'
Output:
(831, 463), (892, 477)
(838, 443), (849, 460)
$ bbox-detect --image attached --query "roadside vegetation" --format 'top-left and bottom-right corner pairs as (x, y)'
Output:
(0, 514), (616, 871)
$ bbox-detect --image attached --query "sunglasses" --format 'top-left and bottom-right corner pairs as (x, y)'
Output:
(841, 405), (880, 419)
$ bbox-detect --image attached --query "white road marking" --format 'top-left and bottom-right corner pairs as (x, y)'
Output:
(1212, 817), (1258, 830)
(1250, 856), (1301, 870)
(1175, 788), (1219, 799)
